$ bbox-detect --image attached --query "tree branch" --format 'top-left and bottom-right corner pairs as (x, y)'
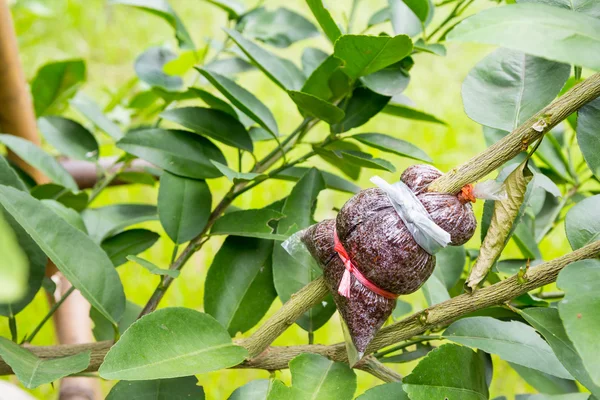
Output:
(1, 240), (598, 377)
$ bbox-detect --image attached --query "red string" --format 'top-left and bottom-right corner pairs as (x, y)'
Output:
(458, 184), (477, 204)
(333, 229), (399, 300)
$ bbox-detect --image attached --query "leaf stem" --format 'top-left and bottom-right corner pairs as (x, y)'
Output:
(23, 286), (75, 344)
(374, 335), (441, 358)
(8, 316), (17, 343)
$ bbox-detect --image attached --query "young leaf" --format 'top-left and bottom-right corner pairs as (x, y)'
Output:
(205, 236), (276, 335)
(225, 29), (305, 91)
(382, 102), (446, 125)
(331, 87), (391, 133)
(0, 212), (28, 302)
(444, 317), (572, 379)
(447, 3), (600, 71)
(117, 128), (227, 179)
(158, 172), (211, 244)
(333, 35), (413, 79)
(389, 0), (422, 37)
(565, 195), (600, 250)
(462, 48), (570, 132)
(520, 307), (600, 396)
(0, 337), (90, 389)
(402, 344), (489, 400)
(302, 55), (345, 101)
(101, 229), (160, 267)
(197, 68), (279, 136)
(577, 97), (600, 180)
(70, 94), (124, 140)
(0, 134), (78, 191)
(356, 383), (408, 399)
(31, 59), (85, 116)
(0, 186), (126, 324)
(288, 91), (345, 124)
(91, 300), (142, 341)
(274, 166), (360, 194)
(272, 168), (336, 331)
(106, 376), (205, 400)
(288, 353), (357, 400)
(237, 7), (319, 48)
(135, 47), (183, 91)
(305, 0), (343, 43)
(203, 0), (245, 19)
(127, 255), (180, 278)
(98, 308), (248, 380)
(161, 107), (253, 151)
(557, 260), (600, 386)
(210, 209), (287, 240)
(351, 133), (431, 162)
(466, 161), (532, 290)
(109, 0), (194, 49)
(82, 204), (157, 243)
(38, 116), (99, 161)
(211, 161), (264, 183)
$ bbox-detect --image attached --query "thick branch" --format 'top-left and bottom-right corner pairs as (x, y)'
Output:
(1, 240), (598, 376)
(428, 72), (600, 194)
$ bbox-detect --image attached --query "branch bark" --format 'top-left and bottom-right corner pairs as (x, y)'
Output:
(1, 240), (598, 376)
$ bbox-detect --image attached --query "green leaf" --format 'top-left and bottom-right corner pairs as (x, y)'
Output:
(288, 91), (345, 124)
(117, 171), (156, 186)
(301, 55), (346, 101)
(30, 183), (88, 212)
(117, 128), (227, 179)
(356, 383), (408, 399)
(368, 7), (390, 28)
(225, 29), (305, 91)
(211, 209), (287, 240)
(314, 148), (396, 172)
(447, 3), (600, 71)
(333, 34), (413, 79)
(0, 185), (125, 324)
(189, 88), (237, 118)
(107, 376), (205, 400)
(237, 7), (319, 48)
(509, 363), (579, 395)
(91, 300), (142, 341)
(135, 47), (183, 91)
(204, 57), (255, 78)
(517, 0), (600, 18)
(41, 199), (86, 232)
(434, 245), (466, 290)
(520, 307), (600, 397)
(205, 236), (276, 335)
(402, 0), (430, 21)
(0, 134), (78, 191)
(577, 98), (600, 180)
(203, 0), (245, 18)
(82, 204), (157, 244)
(31, 59), (85, 116)
(98, 307), (248, 380)
(228, 379), (270, 400)
(462, 48), (570, 132)
(414, 39), (447, 56)
(109, 0), (194, 49)
(158, 172), (211, 244)
(351, 133), (431, 162)
(389, 0), (422, 37)
(0, 155), (27, 192)
(444, 317), (572, 379)
(0, 212), (28, 302)
(0, 337), (89, 389)
(392, 299), (413, 320)
(274, 166), (360, 194)
(565, 195), (600, 250)
(272, 168), (336, 331)
(331, 87), (391, 133)
(160, 107), (253, 151)
(557, 259), (600, 386)
(466, 161), (532, 290)
(422, 273), (450, 306)
(301, 48), (329, 76)
(38, 116), (99, 161)
(101, 229), (160, 267)
(305, 0), (342, 43)
(127, 255), (179, 278)
(70, 94), (124, 140)
(288, 353), (356, 400)
(362, 63), (411, 97)
(197, 69), (279, 136)
(382, 102), (446, 125)
(211, 161), (264, 183)
(403, 344), (489, 400)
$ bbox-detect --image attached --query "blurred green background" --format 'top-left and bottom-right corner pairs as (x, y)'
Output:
(1, 0), (573, 398)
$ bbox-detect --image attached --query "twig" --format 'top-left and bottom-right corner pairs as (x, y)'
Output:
(24, 286), (76, 344)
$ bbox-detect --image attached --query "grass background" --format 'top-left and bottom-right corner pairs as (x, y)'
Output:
(1, 0), (574, 398)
